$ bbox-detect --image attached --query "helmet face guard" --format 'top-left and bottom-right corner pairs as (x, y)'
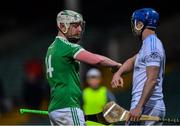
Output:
(67, 21), (86, 43)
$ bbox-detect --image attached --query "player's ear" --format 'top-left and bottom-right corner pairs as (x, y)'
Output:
(135, 21), (144, 31)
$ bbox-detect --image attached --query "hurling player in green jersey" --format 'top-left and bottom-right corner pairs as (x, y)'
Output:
(45, 10), (122, 125)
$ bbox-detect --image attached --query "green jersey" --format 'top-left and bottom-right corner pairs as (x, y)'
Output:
(45, 36), (84, 112)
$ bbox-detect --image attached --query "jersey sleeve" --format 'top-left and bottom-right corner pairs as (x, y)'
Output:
(144, 38), (163, 67)
(62, 41), (85, 59)
(72, 47), (85, 59)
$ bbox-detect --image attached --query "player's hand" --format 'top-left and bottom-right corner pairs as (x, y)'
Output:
(126, 106), (142, 123)
(111, 72), (124, 88)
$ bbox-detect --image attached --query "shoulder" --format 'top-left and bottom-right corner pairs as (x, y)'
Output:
(83, 87), (92, 96)
(56, 37), (81, 48)
(83, 87), (91, 92)
(56, 37), (83, 56)
(100, 86), (107, 90)
(143, 35), (164, 53)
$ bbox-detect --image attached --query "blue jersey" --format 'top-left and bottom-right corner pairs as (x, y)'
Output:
(131, 34), (166, 111)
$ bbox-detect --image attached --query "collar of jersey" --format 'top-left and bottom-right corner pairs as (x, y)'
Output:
(56, 36), (68, 42)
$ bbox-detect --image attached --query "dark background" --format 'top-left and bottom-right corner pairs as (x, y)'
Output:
(0, 0), (180, 124)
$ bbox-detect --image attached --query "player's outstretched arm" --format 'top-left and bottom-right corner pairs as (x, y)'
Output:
(111, 55), (136, 88)
(116, 54), (136, 76)
(75, 50), (121, 68)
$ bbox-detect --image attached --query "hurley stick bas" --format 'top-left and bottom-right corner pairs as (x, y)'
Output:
(103, 101), (180, 124)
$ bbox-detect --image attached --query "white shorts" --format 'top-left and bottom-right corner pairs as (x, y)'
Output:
(128, 106), (165, 125)
(141, 106), (165, 125)
(49, 107), (85, 126)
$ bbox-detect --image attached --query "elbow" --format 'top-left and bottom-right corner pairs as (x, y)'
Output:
(89, 55), (105, 65)
(152, 80), (157, 86)
(76, 51), (104, 65)
(147, 78), (158, 86)
(92, 57), (105, 65)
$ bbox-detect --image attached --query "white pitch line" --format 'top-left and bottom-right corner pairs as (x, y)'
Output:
(119, 111), (126, 121)
(103, 103), (116, 117)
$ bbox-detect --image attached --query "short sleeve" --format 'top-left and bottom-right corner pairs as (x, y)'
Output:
(143, 37), (163, 67)
(62, 41), (84, 59)
(144, 51), (161, 66)
(72, 46), (85, 59)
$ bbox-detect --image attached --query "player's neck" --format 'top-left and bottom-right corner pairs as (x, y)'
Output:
(57, 31), (67, 40)
(142, 29), (155, 41)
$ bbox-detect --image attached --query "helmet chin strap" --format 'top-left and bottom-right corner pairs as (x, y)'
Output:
(58, 23), (69, 38)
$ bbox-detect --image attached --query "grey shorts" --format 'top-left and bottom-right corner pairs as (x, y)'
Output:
(49, 107), (85, 126)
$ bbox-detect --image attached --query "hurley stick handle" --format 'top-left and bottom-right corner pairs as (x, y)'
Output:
(159, 118), (180, 124)
(20, 109), (48, 115)
(140, 114), (160, 121)
(140, 115), (180, 124)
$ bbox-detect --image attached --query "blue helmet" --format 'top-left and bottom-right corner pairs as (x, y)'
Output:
(131, 8), (159, 29)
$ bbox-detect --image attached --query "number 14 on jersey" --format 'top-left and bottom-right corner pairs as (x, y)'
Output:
(46, 55), (54, 78)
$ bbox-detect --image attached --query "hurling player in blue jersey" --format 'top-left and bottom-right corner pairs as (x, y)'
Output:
(111, 8), (166, 125)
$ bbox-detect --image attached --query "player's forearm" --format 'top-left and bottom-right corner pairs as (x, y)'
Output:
(96, 55), (121, 67)
(137, 66), (160, 108)
(116, 55), (136, 76)
(136, 78), (157, 108)
(75, 50), (121, 67)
